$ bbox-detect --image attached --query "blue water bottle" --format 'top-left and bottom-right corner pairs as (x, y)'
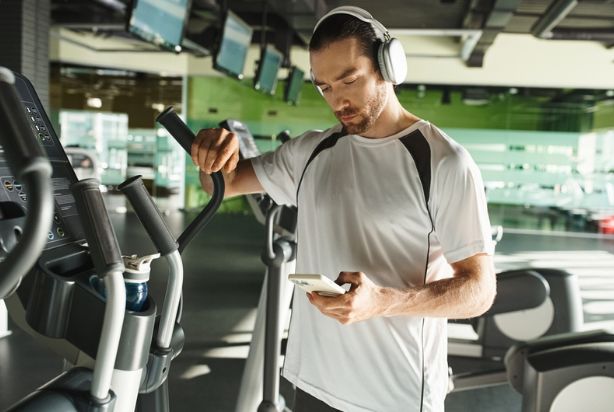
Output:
(122, 253), (159, 311)
(90, 253), (159, 311)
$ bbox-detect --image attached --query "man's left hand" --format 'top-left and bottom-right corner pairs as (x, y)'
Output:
(307, 271), (386, 324)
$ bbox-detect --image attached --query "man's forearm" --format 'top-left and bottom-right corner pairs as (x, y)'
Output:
(198, 159), (263, 198)
(379, 272), (496, 319)
(199, 169), (238, 198)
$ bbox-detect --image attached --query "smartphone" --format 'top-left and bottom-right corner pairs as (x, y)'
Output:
(288, 274), (346, 296)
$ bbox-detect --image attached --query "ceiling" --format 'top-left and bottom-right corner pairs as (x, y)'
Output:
(50, 0), (614, 67)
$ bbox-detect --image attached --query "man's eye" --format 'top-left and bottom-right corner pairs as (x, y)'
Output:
(320, 86), (331, 93)
(344, 78), (357, 85)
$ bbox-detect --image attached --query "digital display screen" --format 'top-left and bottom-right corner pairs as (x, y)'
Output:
(284, 66), (304, 105)
(254, 45), (283, 95)
(128, 0), (191, 52)
(214, 11), (253, 79)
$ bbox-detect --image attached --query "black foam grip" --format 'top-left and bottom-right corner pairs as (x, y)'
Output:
(71, 179), (124, 277)
(118, 175), (178, 255)
(0, 77), (47, 175)
(156, 106), (194, 153)
(155, 106), (225, 253)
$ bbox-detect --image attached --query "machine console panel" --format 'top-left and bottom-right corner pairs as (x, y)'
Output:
(0, 73), (85, 249)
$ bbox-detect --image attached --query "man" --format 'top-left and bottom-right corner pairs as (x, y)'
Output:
(192, 6), (496, 412)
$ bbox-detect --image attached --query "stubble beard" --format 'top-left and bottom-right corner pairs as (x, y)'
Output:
(340, 84), (387, 135)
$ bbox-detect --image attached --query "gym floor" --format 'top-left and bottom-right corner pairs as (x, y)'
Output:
(1, 199), (614, 411)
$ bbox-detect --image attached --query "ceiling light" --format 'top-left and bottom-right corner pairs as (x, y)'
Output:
(86, 97), (102, 108)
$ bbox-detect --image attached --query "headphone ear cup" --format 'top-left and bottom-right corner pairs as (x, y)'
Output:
(378, 38), (407, 85)
(377, 42), (392, 83)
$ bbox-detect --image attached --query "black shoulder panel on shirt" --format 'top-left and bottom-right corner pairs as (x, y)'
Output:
(295, 130), (346, 202)
(399, 129), (431, 205)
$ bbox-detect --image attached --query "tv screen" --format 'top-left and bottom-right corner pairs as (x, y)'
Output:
(214, 11), (253, 79)
(284, 66), (304, 105)
(253, 45), (283, 95)
(127, 0), (192, 52)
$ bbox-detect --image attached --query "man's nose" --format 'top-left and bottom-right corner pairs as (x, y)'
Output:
(330, 93), (350, 112)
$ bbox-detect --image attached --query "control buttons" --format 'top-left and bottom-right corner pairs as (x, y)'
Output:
(48, 231), (54, 240)
(3, 179), (14, 191)
(18, 192), (27, 202)
(37, 132), (51, 143)
(53, 214), (61, 224)
(14, 181), (22, 191)
(56, 227), (65, 238)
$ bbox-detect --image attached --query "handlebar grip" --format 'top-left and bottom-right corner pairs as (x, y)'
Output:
(155, 106), (225, 253)
(71, 179), (125, 277)
(118, 175), (178, 255)
(0, 68), (49, 178)
(156, 106), (194, 154)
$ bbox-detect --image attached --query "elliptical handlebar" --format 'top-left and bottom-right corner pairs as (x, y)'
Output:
(118, 174), (183, 349)
(72, 179), (125, 277)
(118, 175), (178, 256)
(71, 179), (126, 402)
(155, 106), (225, 253)
(0, 67), (54, 299)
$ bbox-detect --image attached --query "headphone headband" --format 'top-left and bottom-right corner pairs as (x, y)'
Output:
(313, 6), (389, 42)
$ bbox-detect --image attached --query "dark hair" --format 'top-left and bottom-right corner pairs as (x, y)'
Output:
(309, 14), (381, 73)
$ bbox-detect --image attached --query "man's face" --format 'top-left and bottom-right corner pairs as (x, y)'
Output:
(310, 37), (388, 135)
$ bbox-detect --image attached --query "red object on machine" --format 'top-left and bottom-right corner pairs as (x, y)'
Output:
(598, 215), (614, 234)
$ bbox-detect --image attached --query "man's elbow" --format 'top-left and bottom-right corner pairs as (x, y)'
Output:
(472, 271), (497, 317)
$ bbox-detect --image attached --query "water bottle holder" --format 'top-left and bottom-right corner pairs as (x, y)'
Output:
(17, 244), (157, 371)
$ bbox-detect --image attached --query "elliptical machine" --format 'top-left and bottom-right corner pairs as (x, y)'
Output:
(1, 67), (132, 411)
(1, 70), (225, 411)
(217, 119), (297, 412)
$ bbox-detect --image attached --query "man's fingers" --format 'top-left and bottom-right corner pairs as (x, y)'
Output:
(191, 130), (209, 165)
(309, 292), (348, 310)
(192, 129), (217, 170)
(202, 133), (227, 173)
(224, 151), (240, 174)
(191, 128), (240, 174)
(335, 271), (361, 286)
(212, 133), (239, 172)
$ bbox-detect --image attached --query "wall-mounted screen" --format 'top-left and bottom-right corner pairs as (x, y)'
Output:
(253, 45), (283, 95)
(214, 11), (253, 79)
(127, 0), (192, 52)
(284, 66), (304, 105)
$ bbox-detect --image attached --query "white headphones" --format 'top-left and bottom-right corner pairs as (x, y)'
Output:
(311, 6), (407, 87)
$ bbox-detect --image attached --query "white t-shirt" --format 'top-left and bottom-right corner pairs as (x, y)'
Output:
(251, 120), (494, 412)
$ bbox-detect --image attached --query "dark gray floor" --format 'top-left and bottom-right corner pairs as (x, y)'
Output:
(1, 208), (614, 411)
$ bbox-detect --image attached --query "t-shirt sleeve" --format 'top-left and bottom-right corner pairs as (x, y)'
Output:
(251, 133), (310, 207)
(432, 145), (495, 263)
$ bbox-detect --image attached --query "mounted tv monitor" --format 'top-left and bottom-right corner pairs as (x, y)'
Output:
(253, 45), (283, 95)
(214, 11), (253, 79)
(127, 0), (192, 52)
(284, 66), (304, 105)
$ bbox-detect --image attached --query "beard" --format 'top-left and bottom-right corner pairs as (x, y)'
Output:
(335, 83), (387, 135)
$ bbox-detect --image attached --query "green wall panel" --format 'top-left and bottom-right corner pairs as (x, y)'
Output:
(187, 77), (598, 135)
(594, 101), (614, 130)
(188, 76), (335, 137)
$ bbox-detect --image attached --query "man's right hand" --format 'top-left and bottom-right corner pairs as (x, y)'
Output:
(191, 127), (240, 175)
(191, 127), (263, 198)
